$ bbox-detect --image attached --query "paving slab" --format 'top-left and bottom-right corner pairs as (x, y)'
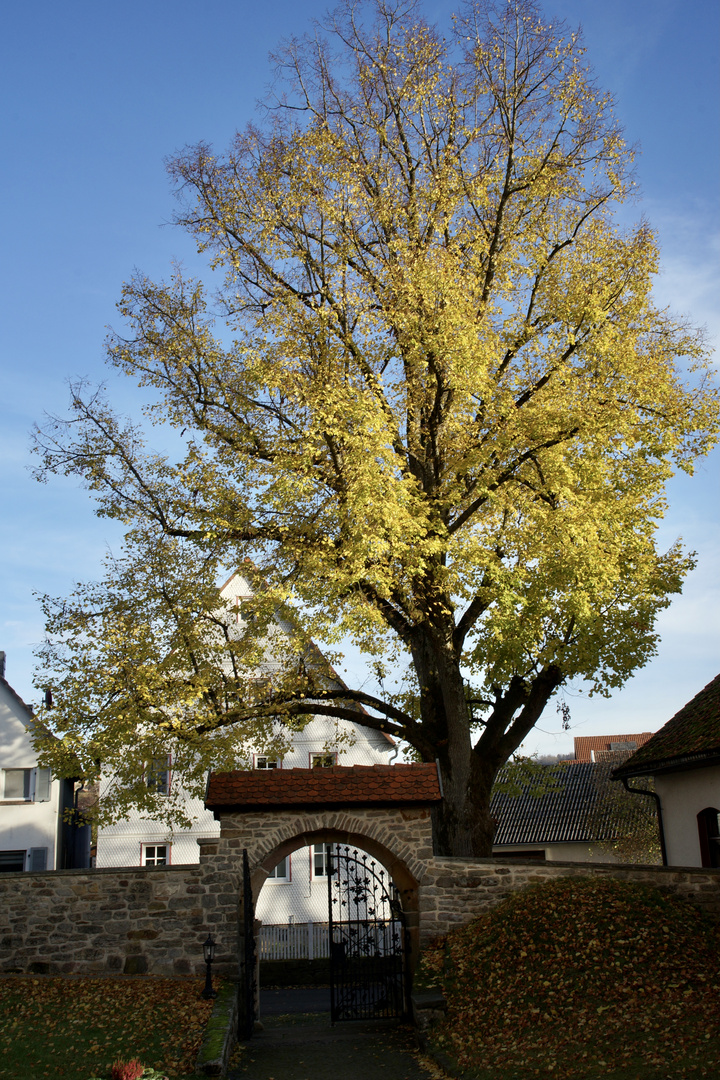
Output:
(229, 1010), (440, 1080)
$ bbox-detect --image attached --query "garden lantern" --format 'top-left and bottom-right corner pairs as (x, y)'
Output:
(201, 933), (217, 999)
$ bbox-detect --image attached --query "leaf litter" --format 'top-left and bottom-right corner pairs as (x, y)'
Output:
(0, 975), (215, 1079)
(421, 877), (720, 1079)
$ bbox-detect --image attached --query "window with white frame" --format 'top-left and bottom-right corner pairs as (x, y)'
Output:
(310, 753), (337, 768)
(255, 755), (280, 769)
(312, 843), (335, 878)
(267, 855), (290, 882)
(146, 756), (171, 796)
(142, 844), (170, 866)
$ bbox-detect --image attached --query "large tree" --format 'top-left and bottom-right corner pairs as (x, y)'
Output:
(33, 0), (717, 855)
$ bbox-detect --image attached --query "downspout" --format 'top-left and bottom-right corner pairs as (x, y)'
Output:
(620, 776), (667, 867)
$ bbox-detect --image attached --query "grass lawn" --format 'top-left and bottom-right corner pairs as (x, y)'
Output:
(420, 877), (720, 1080)
(0, 975), (217, 1080)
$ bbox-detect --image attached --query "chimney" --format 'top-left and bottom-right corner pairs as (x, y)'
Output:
(0, 651), (5, 678)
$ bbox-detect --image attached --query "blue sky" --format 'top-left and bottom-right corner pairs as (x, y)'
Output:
(1, 0), (718, 755)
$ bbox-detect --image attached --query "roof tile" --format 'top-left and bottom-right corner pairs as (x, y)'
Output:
(491, 763), (629, 845)
(614, 673), (720, 777)
(205, 763), (441, 809)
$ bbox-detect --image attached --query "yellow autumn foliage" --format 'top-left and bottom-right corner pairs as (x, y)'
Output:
(32, 1), (718, 853)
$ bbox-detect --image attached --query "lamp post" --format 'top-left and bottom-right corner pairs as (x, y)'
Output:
(201, 934), (217, 999)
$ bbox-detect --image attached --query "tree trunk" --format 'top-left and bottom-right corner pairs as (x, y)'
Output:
(410, 630), (499, 857)
(433, 734), (499, 857)
(409, 627), (562, 857)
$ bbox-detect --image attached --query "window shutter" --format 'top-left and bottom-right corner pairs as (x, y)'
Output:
(35, 768), (52, 802)
(28, 847), (48, 872)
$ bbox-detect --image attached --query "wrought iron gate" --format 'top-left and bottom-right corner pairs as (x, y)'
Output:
(239, 848), (257, 1039)
(327, 845), (408, 1022)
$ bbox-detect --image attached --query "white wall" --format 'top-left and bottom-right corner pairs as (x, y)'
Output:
(95, 793), (216, 869)
(0, 680), (61, 871)
(96, 714), (393, 870)
(656, 764), (720, 867)
(256, 844), (335, 924)
(492, 842), (622, 863)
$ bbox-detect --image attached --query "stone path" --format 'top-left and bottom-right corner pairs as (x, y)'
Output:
(227, 1015), (441, 1080)
(227, 989), (444, 1080)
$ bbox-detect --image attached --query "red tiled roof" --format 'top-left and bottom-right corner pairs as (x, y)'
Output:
(574, 733), (654, 762)
(205, 763), (441, 809)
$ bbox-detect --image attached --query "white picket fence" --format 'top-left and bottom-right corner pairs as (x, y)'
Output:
(258, 920), (403, 960)
(259, 921), (330, 960)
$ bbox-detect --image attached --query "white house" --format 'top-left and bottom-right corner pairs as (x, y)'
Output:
(95, 574), (395, 925)
(614, 673), (720, 868)
(0, 652), (75, 872)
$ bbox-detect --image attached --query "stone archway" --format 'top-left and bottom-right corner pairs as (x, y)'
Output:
(204, 763), (442, 979)
(252, 823), (421, 965)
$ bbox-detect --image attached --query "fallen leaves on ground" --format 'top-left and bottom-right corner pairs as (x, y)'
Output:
(0, 975), (216, 1079)
(422, 877), (720, 1079)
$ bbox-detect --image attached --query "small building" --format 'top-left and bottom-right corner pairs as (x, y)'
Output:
(613, 673), (720, 868)
(490, 761), (657, 863)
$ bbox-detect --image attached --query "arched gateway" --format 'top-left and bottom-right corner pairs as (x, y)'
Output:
(204, 763), (442, 1023)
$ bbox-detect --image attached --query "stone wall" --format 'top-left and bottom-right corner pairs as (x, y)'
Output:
(0, 863), (239, 977)
(2, 812), (719, 979)
(419, 857), (720, 943)
(213, 807), (434, 893)
(217, 808), (720, 935)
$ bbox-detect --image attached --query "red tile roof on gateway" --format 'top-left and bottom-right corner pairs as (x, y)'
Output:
(205, 763), (441, 810)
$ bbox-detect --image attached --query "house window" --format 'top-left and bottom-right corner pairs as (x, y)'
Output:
(1, 768), (52, 802)
(146, 757), (171, 796)
(255, 756), (280, 769)
(0, 850), (26, 873)
(310, 753), (337, 768)
(312, 843), (335, 878)
(268, 855), (290, 882)
(142, 844), (170, 867)
(3, 769), (31, 800)
(697, 808), (720, 868)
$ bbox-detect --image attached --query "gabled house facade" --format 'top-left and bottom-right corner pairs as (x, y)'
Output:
(94, 574), (394, 924)
(614, 673), (720, 868)
(0, 652), (90, 872)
